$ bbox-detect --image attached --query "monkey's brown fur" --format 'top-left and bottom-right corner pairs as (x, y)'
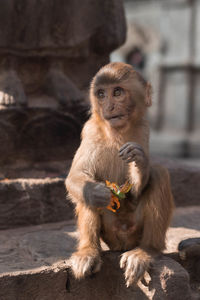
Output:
(66, 62), (174, 287)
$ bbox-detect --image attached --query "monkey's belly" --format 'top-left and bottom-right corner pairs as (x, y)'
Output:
(100, 211), (141, 251)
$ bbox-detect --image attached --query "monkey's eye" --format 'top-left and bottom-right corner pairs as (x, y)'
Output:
(97, 89), (105, 99)
(113, 87), (123, 97)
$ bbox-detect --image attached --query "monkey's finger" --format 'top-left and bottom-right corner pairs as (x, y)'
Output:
(119, 146), (135, 156)
(132, 262), (145, 283)
(121, 148), (142, 160)
(119, 146), (143, 158)
(119, 145), (140, 160)
(125, 259), (145, 287)
(126, 157), (135, 163)
(119, 142), (133, 152)
(93, 194), (110, 207)
(94, 200), (109, 208)
(119, 142), (143, 153)
(99, 190), (111, 201)
(119, 146), (133, 157)
(91, 257), (102, 274)
(120, 254), (128, 269)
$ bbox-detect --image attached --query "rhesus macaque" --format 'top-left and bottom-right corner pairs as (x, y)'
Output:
(66, 62), (174, 287)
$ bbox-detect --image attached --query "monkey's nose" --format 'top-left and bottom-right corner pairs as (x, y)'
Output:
(107, 102), (115, 111)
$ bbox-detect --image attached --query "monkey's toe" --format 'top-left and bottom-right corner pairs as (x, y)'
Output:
(70, 251), (102, 279)
(120, 249), (150, 287)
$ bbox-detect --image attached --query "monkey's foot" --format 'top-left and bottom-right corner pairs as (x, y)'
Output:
(69, 249), (102, 279)
(0, 70), (26, 107)
(120, 248), (151, 287)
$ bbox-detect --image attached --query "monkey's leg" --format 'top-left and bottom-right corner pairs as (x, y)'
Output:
(120, 164), (174, 287)
(70, 204), (102, 279)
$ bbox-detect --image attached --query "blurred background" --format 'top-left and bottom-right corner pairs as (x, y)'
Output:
(112, 0), (200, 161)
(0, 0), (199, 178)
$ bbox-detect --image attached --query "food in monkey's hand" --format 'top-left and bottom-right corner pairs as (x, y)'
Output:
(105, 180), (132, 212)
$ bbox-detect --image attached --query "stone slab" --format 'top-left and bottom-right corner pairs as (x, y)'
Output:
(0, 177), (74, 230)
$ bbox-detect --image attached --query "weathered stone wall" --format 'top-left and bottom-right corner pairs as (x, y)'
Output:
(0, 0), (126, 164)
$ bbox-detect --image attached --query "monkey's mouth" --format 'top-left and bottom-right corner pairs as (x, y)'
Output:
(106, 114), (125, 121)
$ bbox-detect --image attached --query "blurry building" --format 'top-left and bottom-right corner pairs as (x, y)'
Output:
(111, 0), (200, 158)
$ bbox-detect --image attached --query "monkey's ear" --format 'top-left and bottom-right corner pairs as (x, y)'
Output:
(145, 82), (152, 107)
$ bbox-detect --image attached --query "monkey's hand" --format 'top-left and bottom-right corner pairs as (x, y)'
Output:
(83, 182), (111, 208)
(119, 142), (146, 164)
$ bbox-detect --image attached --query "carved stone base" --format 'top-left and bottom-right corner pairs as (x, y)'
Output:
(0, 108), (87, 164)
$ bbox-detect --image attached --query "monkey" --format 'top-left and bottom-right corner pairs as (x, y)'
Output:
(65, 62), (174, 287)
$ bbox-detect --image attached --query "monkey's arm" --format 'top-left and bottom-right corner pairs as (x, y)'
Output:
(66, 143), (110, 207)
(119, 142), (150, 198)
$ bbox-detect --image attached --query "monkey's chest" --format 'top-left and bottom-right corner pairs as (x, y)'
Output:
(95, 148), (128, 185)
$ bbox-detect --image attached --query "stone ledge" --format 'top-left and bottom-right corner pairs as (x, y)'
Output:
(0, 177), (74, 229)
(0, 253), (194, 300)
(0, 159), (200, 229)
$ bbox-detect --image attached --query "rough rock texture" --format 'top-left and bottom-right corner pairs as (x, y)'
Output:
(0, 0), (126, 56)
(0, 178), (74, 229)
(0, 109), (82, 164)
(0, 220), (77, 273)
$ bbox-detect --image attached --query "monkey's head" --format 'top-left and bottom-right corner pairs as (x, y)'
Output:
(90, 62), (152, 129)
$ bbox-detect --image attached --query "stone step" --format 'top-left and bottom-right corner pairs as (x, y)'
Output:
(0, 177), (74, 230)
(0, 207), (200, 300)
(0, 158), (200, 230)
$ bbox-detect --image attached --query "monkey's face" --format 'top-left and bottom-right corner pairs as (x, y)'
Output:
(94, 85), (134, 129)
(91, 62), (152, 129)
